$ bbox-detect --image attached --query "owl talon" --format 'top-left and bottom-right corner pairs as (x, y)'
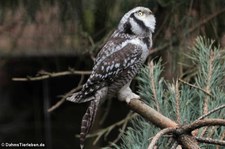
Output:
(125, 93), (140, 103)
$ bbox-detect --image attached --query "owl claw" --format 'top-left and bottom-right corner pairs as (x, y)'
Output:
(125, 93), (140, 103)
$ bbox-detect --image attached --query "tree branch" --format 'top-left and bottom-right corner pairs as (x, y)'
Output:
(47, 85), (83, 112)
(127, 98), (225, 149)
(12, 69), (91, 81)
(84, 112), (138, 145)
(127, 98), (200, 149)
(148, 128), (177, 149)
(196, 104), (225, 121)
(149, 7), (225, 56)
(178, 79), (214, 99)
(182, 119), (225, 133)
(195, 137), (225, 146)
(48, 74), (85, 112)
(127, 98), (178, 129)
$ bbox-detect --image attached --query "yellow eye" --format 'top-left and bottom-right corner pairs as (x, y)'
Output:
(137, 11), (144, 16)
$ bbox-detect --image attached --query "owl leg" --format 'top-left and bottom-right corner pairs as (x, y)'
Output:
(118, 82), (140, 103)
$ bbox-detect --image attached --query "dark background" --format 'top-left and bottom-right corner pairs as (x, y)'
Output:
(0, 0), (224, 148)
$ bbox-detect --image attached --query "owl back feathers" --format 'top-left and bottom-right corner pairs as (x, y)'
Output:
(66, 6), (156, 148)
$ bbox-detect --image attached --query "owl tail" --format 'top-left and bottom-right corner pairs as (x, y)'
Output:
(66, 91), (95, 103)
(80, 99), (100, 149)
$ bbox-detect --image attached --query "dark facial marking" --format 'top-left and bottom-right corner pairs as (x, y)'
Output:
(130, 13), (149, 33)
(123, 22), (134, 35)
(143, 37), (150, 48)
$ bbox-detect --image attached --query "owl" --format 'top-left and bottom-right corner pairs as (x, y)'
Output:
(67, 6), (156, 148)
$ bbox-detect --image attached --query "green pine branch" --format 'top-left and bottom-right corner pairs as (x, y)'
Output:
(117, 36), (225, 149)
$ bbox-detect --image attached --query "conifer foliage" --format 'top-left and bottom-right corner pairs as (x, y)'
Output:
(118, 36), (225, 148)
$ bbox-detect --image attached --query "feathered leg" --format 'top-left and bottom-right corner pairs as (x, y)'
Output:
(118, 82), (140, 103)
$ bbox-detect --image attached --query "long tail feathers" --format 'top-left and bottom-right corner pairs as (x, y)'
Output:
(67, 87), (106, 148)
(66, 92), (95, 103)
(66, 92), (81, 102)
(80, 99), (100, 149)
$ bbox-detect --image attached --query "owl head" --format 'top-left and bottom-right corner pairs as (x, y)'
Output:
(118, 7), (156, 36)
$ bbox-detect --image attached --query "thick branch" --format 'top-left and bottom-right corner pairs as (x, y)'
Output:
(177, 134), (200, 149)
(182, 119), (225, 133)
(127, 98), (178, 128)
(196, 137), (225, 146)
(148, 128), (177, 149)
(127, 98), (200, 148)
(127, 99), (225, 149)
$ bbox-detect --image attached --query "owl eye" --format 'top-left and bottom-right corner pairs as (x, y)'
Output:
(137, 11), (144, 16)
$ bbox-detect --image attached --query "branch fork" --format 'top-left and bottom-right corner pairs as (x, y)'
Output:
(127, 98), (225, 149)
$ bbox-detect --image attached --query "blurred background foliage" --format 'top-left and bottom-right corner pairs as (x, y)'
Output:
(0, 0), (224, 149)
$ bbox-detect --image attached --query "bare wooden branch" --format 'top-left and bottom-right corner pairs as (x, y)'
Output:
(178, 79), (214, 98)
(196, 104), (225, 120)
(12, 69), (91, 81)
(196, 137), (225, 146)
(48, 74), (85, 112)
(47, 85), (83, 112)
(148, 128), (177, 149)
(109, 112), (133, 145)
(128, 98), (225, 149)
(187, 7), (225, 35)
(83, 113), (138, 145)
(128, 99), (200, 149)
(149, 7), (225, 56)
(182, 119), (225, 133)
(177, 134), (200, 149)
(127, 98), (178, 129)
(217, 131), (225, 149)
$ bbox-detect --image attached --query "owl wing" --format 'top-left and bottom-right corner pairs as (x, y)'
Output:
(93, 42), (143, 82)
(69, 38), (143, 103)
(94, 36), (130, 64)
